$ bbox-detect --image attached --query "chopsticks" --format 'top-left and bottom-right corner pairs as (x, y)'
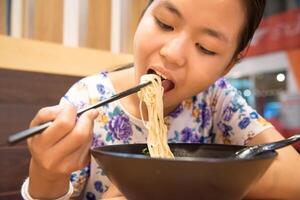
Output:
(7, 81), (151, 145)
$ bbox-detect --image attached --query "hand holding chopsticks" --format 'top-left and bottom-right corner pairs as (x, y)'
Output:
(7, 81), (151, 144)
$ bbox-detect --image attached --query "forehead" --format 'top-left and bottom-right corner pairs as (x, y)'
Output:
(152, 0), (246, 43)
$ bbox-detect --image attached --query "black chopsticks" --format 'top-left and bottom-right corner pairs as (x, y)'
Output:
(7, 81), (151, 144)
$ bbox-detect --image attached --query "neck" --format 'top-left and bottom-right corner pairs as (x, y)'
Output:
(164, 104), (178, 116)
(109, 67), (148, 120)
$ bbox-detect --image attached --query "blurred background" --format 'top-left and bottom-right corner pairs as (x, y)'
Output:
(227, 0), (300, 143)
(0, 0), (149, 52)
(0, 0), (300, 199)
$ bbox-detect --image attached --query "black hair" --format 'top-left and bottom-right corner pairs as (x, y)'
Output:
(236, 0), (266, 57)
(144, 0), (266, 59)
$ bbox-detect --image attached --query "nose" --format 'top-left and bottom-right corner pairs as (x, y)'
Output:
(159, 35), (187, 67)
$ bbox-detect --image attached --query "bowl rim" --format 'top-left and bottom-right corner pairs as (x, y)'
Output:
(91, 143), (278, 163)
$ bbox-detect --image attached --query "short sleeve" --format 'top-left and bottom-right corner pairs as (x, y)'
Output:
(213, 78), (273, 145)
(60, 77), (98, 110)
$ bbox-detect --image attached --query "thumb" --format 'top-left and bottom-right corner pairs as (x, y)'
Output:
(80, 109), (99, 121)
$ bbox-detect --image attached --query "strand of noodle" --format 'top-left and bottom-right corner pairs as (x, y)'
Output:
(139, 101), (147, 128)
(138, 74), (174, 158)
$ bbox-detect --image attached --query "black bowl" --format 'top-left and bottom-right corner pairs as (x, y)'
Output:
(91, 143), (277, 200)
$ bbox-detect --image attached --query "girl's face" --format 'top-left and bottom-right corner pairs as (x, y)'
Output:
(133, 0), (245, 113)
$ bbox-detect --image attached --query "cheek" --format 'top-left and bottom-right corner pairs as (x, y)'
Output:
(133, 18), (162, 73)
(194, 64), (224, 80)
(186, 58), (229, 91)
(134, 17), (156, 58)
(134, 25), (149, 71)
(133, 27), (148, 76)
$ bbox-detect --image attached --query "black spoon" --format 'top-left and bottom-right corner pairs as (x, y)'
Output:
(235, 134), (300, 159)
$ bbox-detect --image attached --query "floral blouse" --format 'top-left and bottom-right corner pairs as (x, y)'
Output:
(62, 71), (272, 200)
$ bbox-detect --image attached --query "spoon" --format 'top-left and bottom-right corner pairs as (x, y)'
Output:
(235, 134), (300, 159)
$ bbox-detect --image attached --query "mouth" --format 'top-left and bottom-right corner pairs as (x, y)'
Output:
(147, 69), (175, 93)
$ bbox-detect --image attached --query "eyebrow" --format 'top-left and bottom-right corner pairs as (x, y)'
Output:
(157, 0), (182, 18)
(156, 0), (229, 43)
(201, 27), (229, 43)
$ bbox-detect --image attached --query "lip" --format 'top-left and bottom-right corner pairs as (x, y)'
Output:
(146, 67), (175, 84)
(146, 66), (176, 94)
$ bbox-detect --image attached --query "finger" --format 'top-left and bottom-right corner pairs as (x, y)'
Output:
(30, 105), (62, 128)
(49, 110), (98, 173)
(29, 103), (77, 149)
(42, 102), (78, 145)
(49, 109), (98, 163)
(28, 105), (62, 150)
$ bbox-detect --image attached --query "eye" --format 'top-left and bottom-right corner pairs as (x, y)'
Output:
(154, 17), (174, 31)
(195, 43), (216, 56)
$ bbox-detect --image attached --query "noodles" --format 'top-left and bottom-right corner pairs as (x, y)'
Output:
(138, 74), (174, 158)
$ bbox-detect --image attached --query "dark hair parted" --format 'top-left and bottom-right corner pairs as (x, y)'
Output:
(144, 0), (266, 58)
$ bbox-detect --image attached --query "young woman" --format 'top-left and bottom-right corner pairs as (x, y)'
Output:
(23, 0), (300, 199)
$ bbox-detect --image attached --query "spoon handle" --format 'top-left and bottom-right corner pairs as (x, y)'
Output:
(235, 134), (300, 159)
(261, 134), (300, 152)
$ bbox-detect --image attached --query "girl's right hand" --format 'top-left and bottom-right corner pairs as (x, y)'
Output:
(27, 101), (99, 198)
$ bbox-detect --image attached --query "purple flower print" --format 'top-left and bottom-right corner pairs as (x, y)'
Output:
(201, 105), (211, 128)
(181, 127), (193, 142)
(108, 112), (132, 140)
(169, 104), (184, 118)
(223, 106), (233, 121)
(191, 135), (200, 143)
(96, 84), (105, 95)
(180, 128), (199, 143)
(216, 78), (228, 89)
(239, 117), (251, 129)
(94, 181), (104, 193)
(218, 122), (233, 137)
(86, 192), (96, 200)
(92, 135), (105, 148)
(100, 72), (108, 78)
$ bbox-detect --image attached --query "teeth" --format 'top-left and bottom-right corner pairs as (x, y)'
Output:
(156, 71), (167, 80)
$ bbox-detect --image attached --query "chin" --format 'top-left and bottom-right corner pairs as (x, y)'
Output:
(162, 93), (182, 110)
